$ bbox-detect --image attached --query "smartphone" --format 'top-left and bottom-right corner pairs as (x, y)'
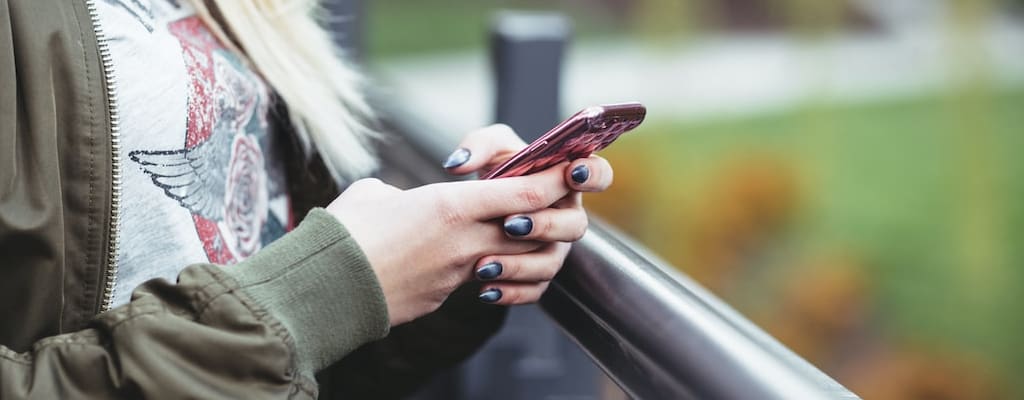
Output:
(482, 102), (646, 180)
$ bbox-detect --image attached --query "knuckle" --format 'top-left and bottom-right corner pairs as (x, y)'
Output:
(450, 245), (475, 267)
(432, 190), (465, 226)
(517, 185), (548, 210)
(490, 123), (516, 137)
(443, 275), (463, 294)
(505, 289), (525, 305)
(506, 258), (522, 279)
(356, 177), (383, 186)
(349, 177), (382, 191)
(570, 212), (589, 241)
(541, 264), (559, 281)
(463, 249), (485, 267)
(537, 216), (555, 238)
(444, 240), (479, 268)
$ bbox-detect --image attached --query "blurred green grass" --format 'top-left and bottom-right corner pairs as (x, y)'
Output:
(363, 1), (1024, 396)
(365, 0), (645, 59)
(365, 0), (492, 58)
(588, 87), (1024, 395)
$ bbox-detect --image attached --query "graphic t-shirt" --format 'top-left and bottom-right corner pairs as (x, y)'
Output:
(96, 0), (293, 307)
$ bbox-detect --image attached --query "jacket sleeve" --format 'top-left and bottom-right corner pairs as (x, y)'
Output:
(317, 282), (508, 399)
(0, 209), (391, 399)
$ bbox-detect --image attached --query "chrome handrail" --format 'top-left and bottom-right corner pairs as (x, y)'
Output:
(547, 222), (861, 399)
(375, 105), (861, 400)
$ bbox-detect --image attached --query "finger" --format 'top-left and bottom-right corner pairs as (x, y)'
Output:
(442, 124), (527, 174)
(478, 281), (552, 305)
(473, 242), (571, 282)
(565, 156), (614, 192)
(468, 221), (546, 257)
(502, 207), (588, 242)
(552, 192), (582, 210)
(433, 164), (573, 220)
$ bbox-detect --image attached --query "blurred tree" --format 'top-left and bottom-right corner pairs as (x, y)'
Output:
(631, 0), (704, 40)
(843, 348), (1007, 400)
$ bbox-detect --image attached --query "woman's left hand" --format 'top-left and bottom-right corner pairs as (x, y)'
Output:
(442, 124), (614, 305)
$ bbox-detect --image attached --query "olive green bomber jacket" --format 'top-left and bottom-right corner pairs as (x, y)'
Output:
(0, 0), (505, 398)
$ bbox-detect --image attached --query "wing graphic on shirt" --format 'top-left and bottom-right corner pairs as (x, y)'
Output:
(103, 0), (155, 32)
(128, 130), (232, 221)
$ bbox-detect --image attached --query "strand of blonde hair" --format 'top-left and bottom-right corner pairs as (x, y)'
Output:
(191, 0), (379, 182)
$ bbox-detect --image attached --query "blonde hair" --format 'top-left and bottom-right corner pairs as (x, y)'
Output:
(191, 0), (379, 182)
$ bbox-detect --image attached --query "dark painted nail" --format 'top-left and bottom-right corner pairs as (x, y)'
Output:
(504, 216), (533, 237)
(476, 262), (503, 281)
(442, 148), (471, 169)
(571, 164), (590, 184)
(479, 288), (503, 303)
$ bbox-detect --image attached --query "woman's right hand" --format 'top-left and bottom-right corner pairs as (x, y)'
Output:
(325, 165), (576, 327)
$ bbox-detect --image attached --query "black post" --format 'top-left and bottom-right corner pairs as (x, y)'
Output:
(491, 12), (571, 141)
(446, 12), (606, 400)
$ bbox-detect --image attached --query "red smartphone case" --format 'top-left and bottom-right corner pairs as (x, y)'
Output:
(483, 102), (646, 180)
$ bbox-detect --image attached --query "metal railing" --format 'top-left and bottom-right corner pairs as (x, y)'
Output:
(544, 222), (861, 399)
(374, 103), (860, 400)
(352, 4), (861, 398)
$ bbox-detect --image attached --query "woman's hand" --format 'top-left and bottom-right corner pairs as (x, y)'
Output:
(327, 163), (574, 327)
(441, 124), (614, 306)
(327, 124), (613, 327)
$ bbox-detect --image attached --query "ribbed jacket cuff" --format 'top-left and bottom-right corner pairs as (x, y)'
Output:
(221, 208), (390, 373)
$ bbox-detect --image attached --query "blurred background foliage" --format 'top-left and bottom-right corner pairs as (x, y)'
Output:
(364, 0), (1024, 398)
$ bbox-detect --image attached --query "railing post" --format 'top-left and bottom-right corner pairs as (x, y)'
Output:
(491, 12), (571, 141)
(337, 5), (628, 399)
(445, 12), (609, 400)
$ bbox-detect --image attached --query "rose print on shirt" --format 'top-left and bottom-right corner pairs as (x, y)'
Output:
(222, 134), (268, 257)
(128, 16), (288, 264)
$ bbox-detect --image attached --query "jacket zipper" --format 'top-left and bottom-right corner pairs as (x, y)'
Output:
(85, 0), (122, 312)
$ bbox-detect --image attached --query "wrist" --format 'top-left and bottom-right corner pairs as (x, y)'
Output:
(221, 208), (390, 373)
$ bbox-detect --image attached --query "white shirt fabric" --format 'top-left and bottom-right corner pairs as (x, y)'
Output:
(95, 0), (293, 307)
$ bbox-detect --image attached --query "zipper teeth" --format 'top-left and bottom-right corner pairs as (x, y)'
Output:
(86, 0), (122, 312)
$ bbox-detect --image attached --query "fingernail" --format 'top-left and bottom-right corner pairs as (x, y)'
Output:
(442, 148), (471, 169)
(504, 216), (533, 237)
(479, 288), (503, 303)
(571, 164), (590, 184)
(476, 262), (503, 281)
